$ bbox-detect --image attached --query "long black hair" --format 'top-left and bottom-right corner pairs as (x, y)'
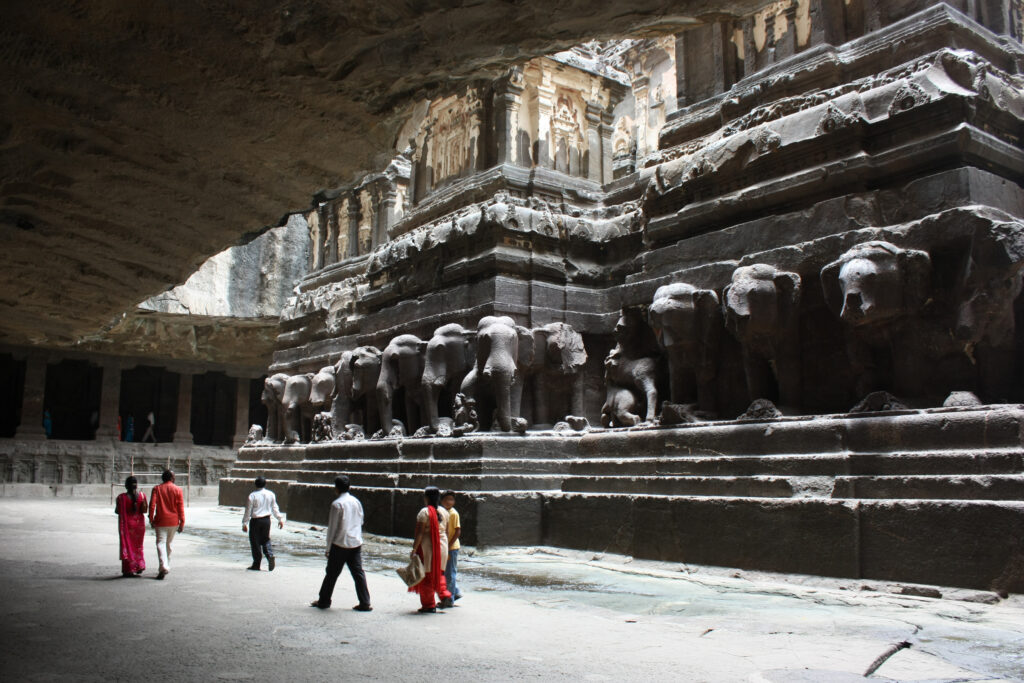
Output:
(125, 476), (138, 510)
(424, 486), (442, 523)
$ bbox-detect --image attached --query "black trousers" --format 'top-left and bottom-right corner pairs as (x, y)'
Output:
(317, 544), (371, 607)
(248, 517), (274, 567)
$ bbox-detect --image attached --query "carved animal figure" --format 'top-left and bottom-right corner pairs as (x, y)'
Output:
(260, 373), (289, 442)
(332, 347), (383, 437)
(648, 282), (721, 413)
(282, 373), (315, 444)
(821, 240), (931, 398)
(421, 323), (474, 430)
(460, 315), (534, 432)
(527, 322), (587, 425)
(601, 309), (660, 426)
(724, 264), (802, 409)
(308, 365), (337, 414)
(377, 334), (428, 435)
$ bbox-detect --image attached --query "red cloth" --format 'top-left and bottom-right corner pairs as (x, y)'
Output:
(149, 482), (185, 527)
(410, 505), (451, 608)
(116, 492), (147, 574)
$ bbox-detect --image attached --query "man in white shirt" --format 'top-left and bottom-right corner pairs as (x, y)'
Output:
(311, 475), (372, 611)
(242, 476), (284, 571)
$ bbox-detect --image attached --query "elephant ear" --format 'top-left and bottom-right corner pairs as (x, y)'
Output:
(333, 351), (353, 398)
(695, 289), (722, 350)
(722, 283), (739, 337)
(516, 325), (535, 369)
(820, 257), (844, 316)
(899, 248), (932, 312)
(773, 270), (802, 316)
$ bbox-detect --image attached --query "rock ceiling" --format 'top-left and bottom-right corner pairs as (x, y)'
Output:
(0, 0), (769, 349)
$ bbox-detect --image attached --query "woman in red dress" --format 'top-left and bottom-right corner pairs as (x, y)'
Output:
(410, 486), (452, 612)
(115, 476), (148, 577)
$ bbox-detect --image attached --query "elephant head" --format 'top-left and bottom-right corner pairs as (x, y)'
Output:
(308, 365), (337, 411)
(649, 283), (721, 410)
(461, 315), (534, 431)
(282, 373), (315, 444)
(724, 264), (801, 340)
(724, 264), (802, 407)
(821, 240), (931, 327)
(260, 373), (288, 442)
(422, 323), (474, 430)
(377, 334), (428, 435)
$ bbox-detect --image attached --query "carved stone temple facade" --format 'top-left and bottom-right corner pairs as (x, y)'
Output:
(224, 2), (1024, 591)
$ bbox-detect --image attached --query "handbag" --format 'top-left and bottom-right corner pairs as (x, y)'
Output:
(397, 553), (425, 588)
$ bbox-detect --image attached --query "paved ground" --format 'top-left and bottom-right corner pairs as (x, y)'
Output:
(1, 497), (1022, 682)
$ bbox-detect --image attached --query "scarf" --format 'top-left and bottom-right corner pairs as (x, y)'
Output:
(409, 505), (443, 593)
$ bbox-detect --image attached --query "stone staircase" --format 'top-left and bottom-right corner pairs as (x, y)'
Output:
(219, 405), (1024, 592)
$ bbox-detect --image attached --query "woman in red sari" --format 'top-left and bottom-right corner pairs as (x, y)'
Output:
(115, 476), (148, 577)
(410, 486), (452, 612)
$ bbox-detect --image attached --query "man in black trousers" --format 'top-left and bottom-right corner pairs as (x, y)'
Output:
(311, 475), (372, 611)
(242, 476), (284, 571)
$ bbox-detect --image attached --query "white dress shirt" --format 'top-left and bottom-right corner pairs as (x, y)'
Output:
(326, 492), (364, 549)
(243, 488), (284, 524)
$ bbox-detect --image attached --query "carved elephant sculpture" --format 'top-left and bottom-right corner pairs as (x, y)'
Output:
(461, 315), (534, 432)
(282, 372), (315, 444)
(421, 323), (474, 430)
(821, 240), (931, 398)
(527, 322), (587, 425)
(377, 334), (428, 435)
(260, 373), (289, 442)
(331, 346), (383, 437)
(601, 309), (659, 426)
(724, 264), (802, 409)
(648, 282), (721, 413)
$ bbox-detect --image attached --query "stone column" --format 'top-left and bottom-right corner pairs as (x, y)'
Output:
(600, 111), (615, 186)
(370, 190), (383, 249)
(325, 201), (339, 266)
(585, 102), (603, 182)
(536, 75), (556, 169)
(231, 377), (251, 449)
(15, 355), (47, 440)
(494, 74), (525, 166)
(347, 194), (361, 258)
(172, 372), (194, 445)
(95, 361), (122, 440)
(379, 187), (398, 242)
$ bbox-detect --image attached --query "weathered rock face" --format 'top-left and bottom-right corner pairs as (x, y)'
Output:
(0, 0), (771, 348)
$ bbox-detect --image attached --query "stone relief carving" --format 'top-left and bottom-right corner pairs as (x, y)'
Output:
(461, 315), (534, 433)
(527, 322), (588, 426)
(821, 240), (932, 399)
(724, 264), (802, 410)
(377, 334), (428, 436)
(601, 309), (659, 427)
(422, 323), (474, 431)
(648, 283), (721, 414)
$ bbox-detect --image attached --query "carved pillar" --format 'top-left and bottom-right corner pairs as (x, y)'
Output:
(369, 190), (383, 249)
(95, 362), (122, 440)
(325, 201), (339, 266)
(633, 75), (650, 158)
(494, 73), (525, 166)
(172, 372), (194, 445)
(585, 102), (603, 182)
(231, 377), (251, 449)
(380, 187), (399, 242)
(600, 111), (615, 186)
(15, 355), (47, 440)
(536, 75), (555, 169)
(347, 194), (361, 258)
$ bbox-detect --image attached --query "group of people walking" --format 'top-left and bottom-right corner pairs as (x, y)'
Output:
(113, 471), (465, 614)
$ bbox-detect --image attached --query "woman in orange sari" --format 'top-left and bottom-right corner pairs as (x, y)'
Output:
(410, 486), (452, 612)
(115, 476), (148, 577)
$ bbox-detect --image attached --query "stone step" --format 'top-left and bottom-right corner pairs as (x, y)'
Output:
(229, 458), (571, 475)
(832, 475), (1024, 501)
(560, 475), (795, 498)
(223, 470), (564, 491)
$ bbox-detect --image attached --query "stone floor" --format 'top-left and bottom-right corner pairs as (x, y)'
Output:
(0, 497), (1022, 682)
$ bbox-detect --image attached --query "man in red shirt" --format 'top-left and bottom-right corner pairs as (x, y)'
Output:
(149, 470), (185, 580)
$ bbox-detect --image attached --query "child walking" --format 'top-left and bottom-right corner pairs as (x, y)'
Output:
(441, 490), (463, 604)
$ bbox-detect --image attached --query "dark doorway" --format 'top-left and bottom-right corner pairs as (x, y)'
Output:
(44, 359), (102, 440)
(0, 354), (25, 438)
(119, 366), (179, 442)
(249, 376), (268, 432)
(191, 372), (235, 446)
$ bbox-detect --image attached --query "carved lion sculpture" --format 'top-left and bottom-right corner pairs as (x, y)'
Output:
(601, 309), (659, 427)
